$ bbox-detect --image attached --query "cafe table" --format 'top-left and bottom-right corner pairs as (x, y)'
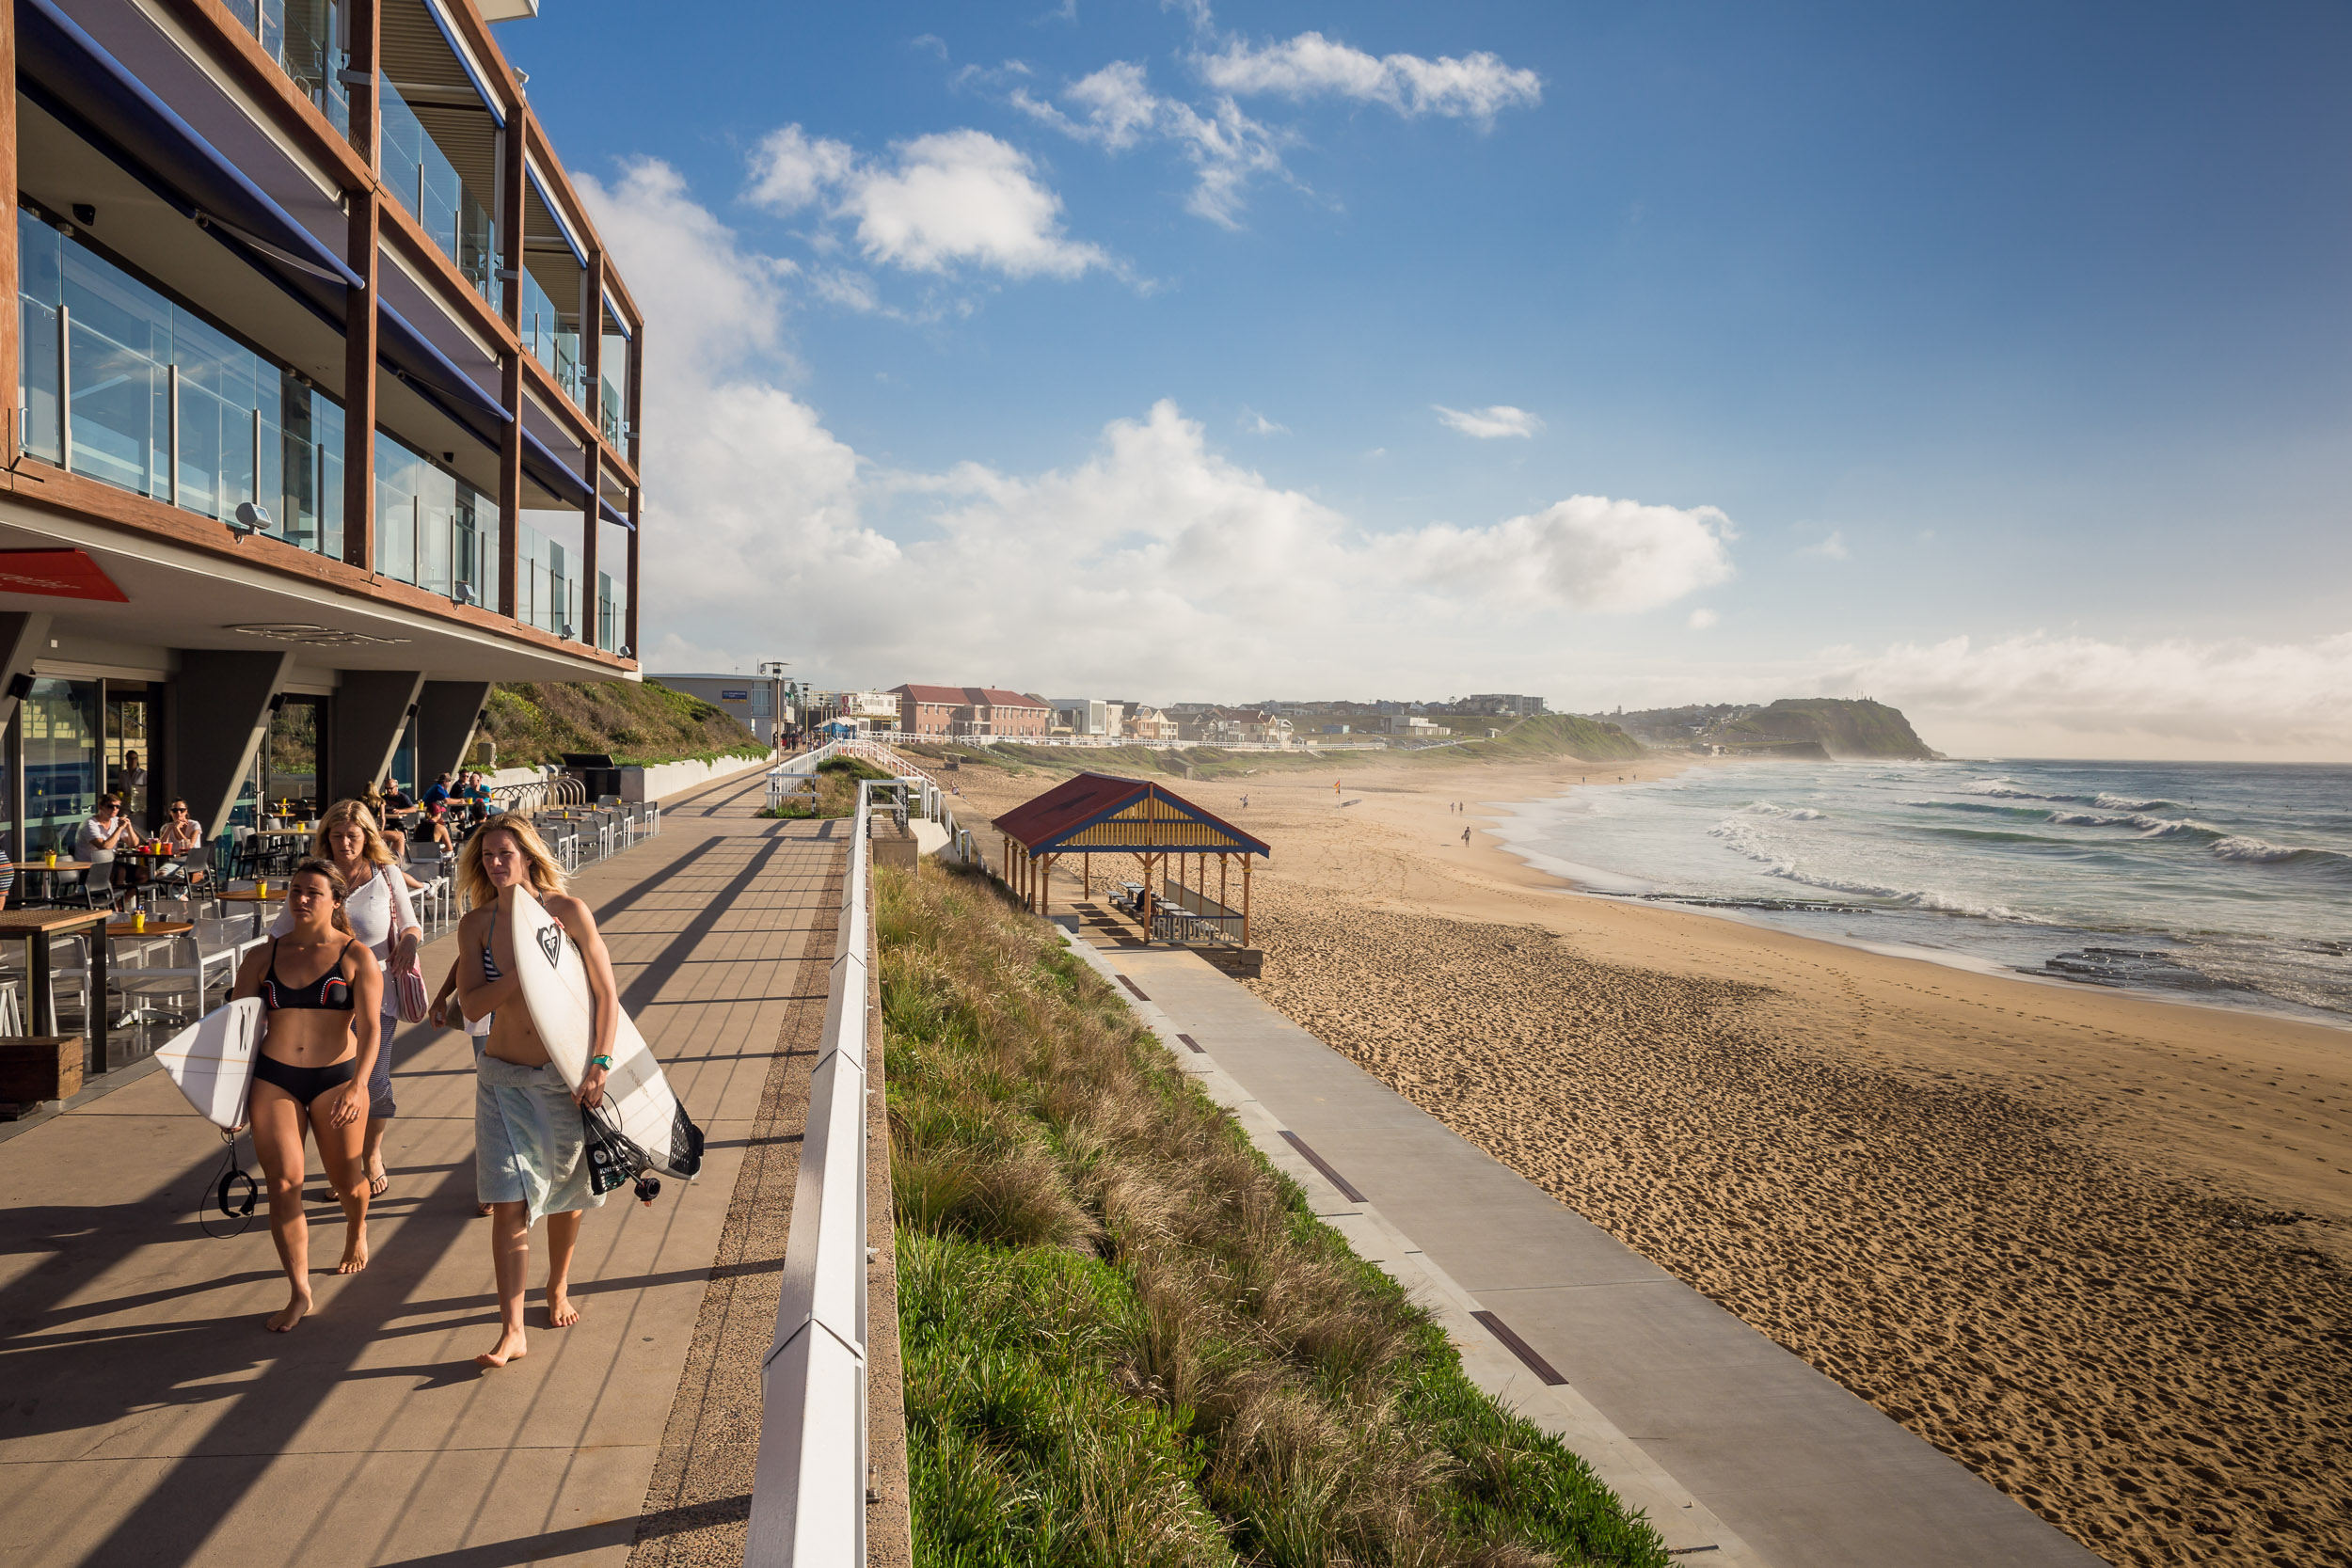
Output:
(0, 907), (112, 1071)
(5, 860), (95, 906)
(214, 889), (288, 905)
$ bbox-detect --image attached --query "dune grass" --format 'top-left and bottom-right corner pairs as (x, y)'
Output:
(879, 859), (1671, 1568)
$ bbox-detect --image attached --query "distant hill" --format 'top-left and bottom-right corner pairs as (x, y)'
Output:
(1437, 712), (1647, 764)
(1710, 699), (1939, 760)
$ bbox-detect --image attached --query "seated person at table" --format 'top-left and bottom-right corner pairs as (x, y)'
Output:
(383, 780), (416, 816)
(78, 794), (135, 858)
(159, 800), (210, 887)
(421, 773), (453, 812)
(421, 803), (457, 855)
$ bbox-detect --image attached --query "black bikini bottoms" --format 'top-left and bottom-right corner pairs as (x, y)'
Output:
(252, 1053), (357, 1109)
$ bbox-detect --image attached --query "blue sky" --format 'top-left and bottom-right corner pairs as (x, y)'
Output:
(503, 2), (2351, 756)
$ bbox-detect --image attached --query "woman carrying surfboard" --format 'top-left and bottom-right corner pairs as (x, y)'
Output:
(230, 859), (384, 1332)
(453, 816), (619, 1369)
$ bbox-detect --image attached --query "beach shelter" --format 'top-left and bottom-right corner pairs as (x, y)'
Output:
(992, 772), (1272, 942)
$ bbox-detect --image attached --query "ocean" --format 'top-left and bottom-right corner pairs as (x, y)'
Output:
(1489, 757), (2352, 1025)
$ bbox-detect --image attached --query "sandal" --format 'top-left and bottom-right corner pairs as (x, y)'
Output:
(368, 1168), (391, 1199)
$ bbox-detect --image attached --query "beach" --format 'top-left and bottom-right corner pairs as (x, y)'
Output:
(949, 749), (2352, 1568)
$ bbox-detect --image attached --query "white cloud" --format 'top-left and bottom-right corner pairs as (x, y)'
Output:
(1197, 31), (1542, 124)
(1378, 496), (1735, 614)
(1434, 404), (1542, 439)
(1239, 406), (1287, 436)
(1013, 63), (1289, 227)
(743, 124), (1111, 280)
(1823, 632), (2352, 756)
(1799, 530), (1849, 560)
(1689, 608), (1718, 629)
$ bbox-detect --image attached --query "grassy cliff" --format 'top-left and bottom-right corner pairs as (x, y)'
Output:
(477, 681), (766, 769)
(1713, 699), (1938, 760)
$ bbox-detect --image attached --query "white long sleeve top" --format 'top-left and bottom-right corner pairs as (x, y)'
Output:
(268, 860), (421, 981)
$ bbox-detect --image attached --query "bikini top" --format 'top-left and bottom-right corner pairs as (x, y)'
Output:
(262, 939), (358, 1012)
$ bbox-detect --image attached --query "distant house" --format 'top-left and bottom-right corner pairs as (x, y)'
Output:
(1178, 706), (1295, 746)
(892, 684), (1054, 738)
(1461, 693), (1546, 718)
(1123, 705), (1176, 741)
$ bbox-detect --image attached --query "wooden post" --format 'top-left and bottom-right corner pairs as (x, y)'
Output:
(1242, 853), (1253, 946)
(0, 8), (18, 472)
(580, 249), (605, 646)
(342, 0), (380, 573)
(1041, 853), (1055, 918)
(1219, 852), (1229, 919)
(1084, 850), (1090, 900)
(496, 103), (524, 620)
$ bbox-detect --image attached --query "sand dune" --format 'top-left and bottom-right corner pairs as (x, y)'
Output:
(948, 750), (2351, 1568)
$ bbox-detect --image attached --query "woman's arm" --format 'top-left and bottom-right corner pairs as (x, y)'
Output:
(429, 958), (463, 1027)
(382, 864), (422, 965)
(548, 892), (619, 1109)
(229, 942), (270, 1002)
(329, 948), (384, 1130)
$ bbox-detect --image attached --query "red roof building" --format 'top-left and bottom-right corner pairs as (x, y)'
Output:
(892, 684), (1055, 738)
(992, 772), (1270, 945)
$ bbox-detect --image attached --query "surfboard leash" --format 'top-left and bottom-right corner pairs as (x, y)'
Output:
(199, 1130), (260, 1239)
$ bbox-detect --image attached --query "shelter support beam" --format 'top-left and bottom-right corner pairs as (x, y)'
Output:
(0, 613), (53, 739)
(414, 681), (492, 784)
(326, 671), (426, 801)
(1242, 854), (1252, 947)
(167, 650), (294, 837)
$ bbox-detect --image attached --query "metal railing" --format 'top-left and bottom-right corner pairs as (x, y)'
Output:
(748, 776), (876, 1564)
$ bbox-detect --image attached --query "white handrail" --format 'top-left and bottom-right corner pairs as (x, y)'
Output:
(747, 778), (874, 1564)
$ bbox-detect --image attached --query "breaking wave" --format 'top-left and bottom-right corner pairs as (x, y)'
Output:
(2209, 837), (2352, 877)
(1708, 816), (2031, 919)
(1735, 801), (1828, 820)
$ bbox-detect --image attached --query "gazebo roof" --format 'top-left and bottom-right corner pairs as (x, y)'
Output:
(993, 772), (1272, 857)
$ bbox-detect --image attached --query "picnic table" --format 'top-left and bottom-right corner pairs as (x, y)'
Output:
(0, 908), (113, 1071)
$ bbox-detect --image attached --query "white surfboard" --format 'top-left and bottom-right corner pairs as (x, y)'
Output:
(154, 998), (265, 1129)
(505, 884), (702, 1181)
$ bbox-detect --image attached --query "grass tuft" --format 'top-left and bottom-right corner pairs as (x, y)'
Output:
(882, 859), (1670, 1567)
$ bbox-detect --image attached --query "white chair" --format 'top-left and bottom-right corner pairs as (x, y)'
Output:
(110, 912), (264, 1026)
(405, 846), (452, 927)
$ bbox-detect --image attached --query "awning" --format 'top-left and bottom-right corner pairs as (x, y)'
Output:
(17, 0), (360, 307)
(421, 0), (507, 128)
(524, 154), (587, 266)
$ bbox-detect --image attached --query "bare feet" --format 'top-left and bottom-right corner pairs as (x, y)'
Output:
(266, 1289), (312, 1333)
(337, 1227), (369, 1274)
(546, 1290), (580, 1329)
(475, 1326), (529, 1368)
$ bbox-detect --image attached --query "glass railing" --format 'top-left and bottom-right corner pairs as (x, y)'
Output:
(225, 0), (350, 138)
(16, 209), (344, 558)
(374, 430), (499, 608)
(596, 570), (625, 652)
(599, 377), (622, 446)
(519, 267), (583, 406)
(380, 74), (501, 310)
(515, 526), (580, 638)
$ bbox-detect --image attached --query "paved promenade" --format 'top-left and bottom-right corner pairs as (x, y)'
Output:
(1067, 911), (2107, 1568)
(0, 768), (845, 1568)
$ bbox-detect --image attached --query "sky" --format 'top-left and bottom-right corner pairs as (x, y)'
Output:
(499, 1), (2352, 759)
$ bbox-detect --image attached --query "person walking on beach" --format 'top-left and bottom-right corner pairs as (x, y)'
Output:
(233, 859), (382, 1331)
(454, 816), (626, 1369)
(273, 801), (421, 1201)
(1461, 827), (1471, 846)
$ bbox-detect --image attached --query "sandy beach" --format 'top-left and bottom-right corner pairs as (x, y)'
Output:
(947, 747), (2352, 1568)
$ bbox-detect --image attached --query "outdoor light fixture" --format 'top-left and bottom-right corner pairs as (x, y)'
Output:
(618, 644), (633, 658)
(6, 673), (32, 702)
(229, 501), (271, 539)
(452, 581), (475, 605)
(560, 623), (576, 641)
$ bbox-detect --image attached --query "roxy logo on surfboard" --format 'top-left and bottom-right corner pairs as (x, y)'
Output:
(535, 921), (564, 968)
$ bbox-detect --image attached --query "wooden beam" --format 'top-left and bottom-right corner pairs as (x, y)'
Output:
(625, 485), (640, 658)
(1242, 854), (1252, 947)
(0, 10), (18, 471)
(342, 0), (380, 573)
(580, 250), (604, 647)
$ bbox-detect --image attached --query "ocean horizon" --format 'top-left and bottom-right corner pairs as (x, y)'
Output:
(1490, 756), (2352, 1027)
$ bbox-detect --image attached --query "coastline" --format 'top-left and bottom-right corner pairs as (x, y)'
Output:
(946, 747), (2350, 1568)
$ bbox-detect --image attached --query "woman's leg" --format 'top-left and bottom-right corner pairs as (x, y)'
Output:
(477, 1200), (532, 1367)
(248, 1080), (312, 1332)
(310, 1089), (370, 1274)
(362, 1011), (397, 1194)
(544, 1210), (582, 1328)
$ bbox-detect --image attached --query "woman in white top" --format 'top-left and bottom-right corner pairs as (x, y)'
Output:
(270, 799), (421, 1198)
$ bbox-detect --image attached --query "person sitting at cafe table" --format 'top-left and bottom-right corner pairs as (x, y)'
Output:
(421, 801), (458, 856)
(421, 772), (453, 812)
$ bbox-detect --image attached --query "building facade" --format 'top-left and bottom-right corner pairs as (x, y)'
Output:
(650, 673), (789, 746)
(0, 0), (644, 874)
(893, 683), (1053, 738)
(1460, 694), (1545, 717)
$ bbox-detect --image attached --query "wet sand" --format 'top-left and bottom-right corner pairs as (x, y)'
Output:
(947, 750), (2352, 1568)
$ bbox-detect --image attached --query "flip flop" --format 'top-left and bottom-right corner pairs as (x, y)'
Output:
(368, 1169), (390, 1199)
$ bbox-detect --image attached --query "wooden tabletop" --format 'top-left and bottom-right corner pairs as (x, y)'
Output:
(247, 828), (316, 838)
(4, 861), (91, 872)
(0, 908), (113, 933)
(214, 889), (287, 902)
(105, 921), (193, 938)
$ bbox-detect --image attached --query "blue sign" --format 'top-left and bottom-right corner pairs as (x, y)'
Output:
(721, 689), (750, 701)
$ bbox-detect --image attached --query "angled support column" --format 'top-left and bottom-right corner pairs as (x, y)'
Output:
(326, 671), (426, 803)
(0, 613), (55, 736)
(415, 681), (492, 782)
(167, 651), (294, 835)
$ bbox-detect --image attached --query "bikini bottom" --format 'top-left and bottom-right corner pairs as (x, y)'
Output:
(252, 1053), (358, 1110)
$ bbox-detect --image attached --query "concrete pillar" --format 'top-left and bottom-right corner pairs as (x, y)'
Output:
(0, 613), (55, 735)
(167, 650), (294, 835)
(415, 680), (492, 781)
(326, 670), (426, 804)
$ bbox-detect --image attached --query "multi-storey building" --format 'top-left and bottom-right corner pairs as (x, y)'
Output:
(892, 684), (1052, 739)
(0, 0), (643, 857)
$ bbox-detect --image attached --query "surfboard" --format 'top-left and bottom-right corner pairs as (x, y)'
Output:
(504, 884), (702, 1181)
(154, 998), (264, 1130)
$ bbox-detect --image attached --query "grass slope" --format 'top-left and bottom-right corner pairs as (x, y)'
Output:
(1715, 699), (1936, 760)
(478, 680), (766, 768)
(881, 858), (1670, 1568)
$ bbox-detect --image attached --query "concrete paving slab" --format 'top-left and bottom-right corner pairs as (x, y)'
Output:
(1095, 940), (2107, 1568)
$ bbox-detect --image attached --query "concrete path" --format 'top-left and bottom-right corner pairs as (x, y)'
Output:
(1082, 924), (2108, 1568)
(0, 770), (845, 1568)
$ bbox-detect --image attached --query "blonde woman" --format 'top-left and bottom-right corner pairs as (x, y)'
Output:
(269, 800), (421, 1199)
(453, 815), (622, 1368)
(232, 859), (382, 1330)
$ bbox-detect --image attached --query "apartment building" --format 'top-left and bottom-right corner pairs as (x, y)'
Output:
(650, 672), (790, 746)
(0, 0), (642, 854)
(892, 683), (1052, 739)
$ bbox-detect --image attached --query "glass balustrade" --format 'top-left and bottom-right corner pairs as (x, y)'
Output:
(514, 526), (580, 638)
(380, 75), (501, 311)
(224, 0), (350, 137)
(373, 431), (500, 609)
(519, 267), (584, 406)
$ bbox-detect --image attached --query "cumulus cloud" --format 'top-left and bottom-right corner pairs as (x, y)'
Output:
(1197, 32), (1542, 124)
(1012, 63), (1288, 227)
(743, 123), (1111, 279)
(1379, 497), (1734, 614)
(1434, 404), (1541, 439)
(1239, 406), (1287, 436)
(1799, 530), (1849, 560)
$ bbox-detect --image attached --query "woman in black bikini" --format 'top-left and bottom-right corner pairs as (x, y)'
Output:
(231, 858), (384, 1332)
